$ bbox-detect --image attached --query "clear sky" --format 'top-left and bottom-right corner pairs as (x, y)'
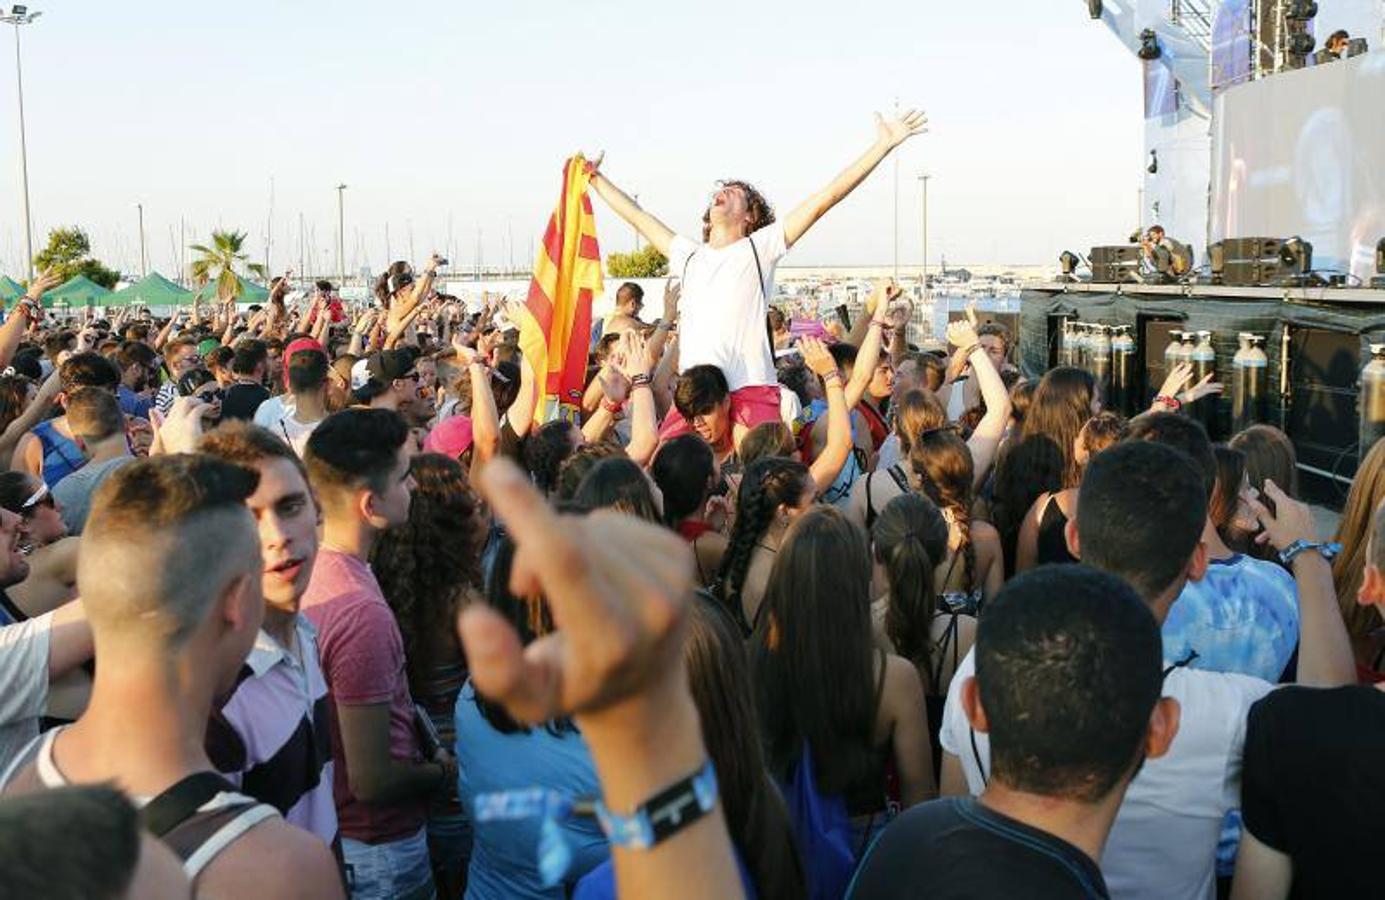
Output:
(0, 0), (1143, 278)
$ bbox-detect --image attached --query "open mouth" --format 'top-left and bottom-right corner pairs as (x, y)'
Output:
(266, 557), (305, 582)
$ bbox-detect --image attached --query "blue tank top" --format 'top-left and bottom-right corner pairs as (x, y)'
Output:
(33, 419), (85, 487)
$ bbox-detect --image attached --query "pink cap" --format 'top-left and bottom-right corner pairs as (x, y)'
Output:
(423, 415), (474, 460)
(283, 337), (326, 388)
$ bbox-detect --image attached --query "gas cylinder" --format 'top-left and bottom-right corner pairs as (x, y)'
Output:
(1110, 325), (1136, 416)
(1190, 331), (1218, 434)
(1089, 324), (1112, 406)
(1231, 333), (1268, 434)
(1360, 344), (1385, 453)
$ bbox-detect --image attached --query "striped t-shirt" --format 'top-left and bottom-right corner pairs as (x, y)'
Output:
(207, 616), (337, 848)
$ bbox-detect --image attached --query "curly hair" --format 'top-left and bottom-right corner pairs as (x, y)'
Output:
(716, 457), (811, 631)
(371, 454), (483, 699)
(523, 419), (580, 495)
(702, 180), (776, 243)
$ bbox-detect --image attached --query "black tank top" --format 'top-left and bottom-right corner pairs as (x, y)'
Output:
(1036, 496), (1079, 566)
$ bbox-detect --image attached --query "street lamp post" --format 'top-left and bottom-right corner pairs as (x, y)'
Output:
(136, 203), (147, 277)
(918, 174), (931, 290)
(335, 184), (347, 285)
(2, 6), (41, 280)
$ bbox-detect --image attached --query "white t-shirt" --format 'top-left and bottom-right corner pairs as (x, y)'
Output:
(0, 612), (53, 774)
(667, 222), (789, 391)
(255, 395), (322, 457)
(939, 646), (1273, 900)
(253, 393), (290, 430)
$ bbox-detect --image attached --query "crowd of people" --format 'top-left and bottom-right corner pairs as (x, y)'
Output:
(0, 108), (1379, 900)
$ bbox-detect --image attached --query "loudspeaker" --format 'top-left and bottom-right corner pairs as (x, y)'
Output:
(1139, 316), (1184, 408)
(1221, 237), (1291, 287)
(1284, 327), (1359, 499)
(1090, 245), (1142, 283)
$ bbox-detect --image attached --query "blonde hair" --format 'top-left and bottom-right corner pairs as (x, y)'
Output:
(1333, 438), (1385, 638)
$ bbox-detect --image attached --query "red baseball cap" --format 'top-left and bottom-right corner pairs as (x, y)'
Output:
(283, 337), (325, 388)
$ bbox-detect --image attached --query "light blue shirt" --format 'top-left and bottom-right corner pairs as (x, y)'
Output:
(454, 681), (609, 900)
(1162, 553), (1299, 683)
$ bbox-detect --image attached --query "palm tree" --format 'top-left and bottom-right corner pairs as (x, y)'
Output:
(188, 229), (268, 302)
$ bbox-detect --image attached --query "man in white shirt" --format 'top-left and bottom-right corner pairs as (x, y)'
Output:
(938, 440), (1354, 900)
(588, 108), (927, 449)
(0, 506), (93, 771)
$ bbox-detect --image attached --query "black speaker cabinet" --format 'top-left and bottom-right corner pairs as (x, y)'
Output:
(1284, 326), (1359, 501)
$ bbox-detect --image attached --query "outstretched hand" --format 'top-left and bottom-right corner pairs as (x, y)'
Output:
(875, 108), (929, 149)
(457, 459), (695, 725)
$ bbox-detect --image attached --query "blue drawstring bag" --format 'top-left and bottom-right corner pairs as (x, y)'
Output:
(782, 742), (858, 900)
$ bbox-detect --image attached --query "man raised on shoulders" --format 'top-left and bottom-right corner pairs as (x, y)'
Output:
(589, 108), (927, 448)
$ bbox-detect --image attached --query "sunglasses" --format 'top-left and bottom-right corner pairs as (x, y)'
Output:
(21, 482), (54, 514)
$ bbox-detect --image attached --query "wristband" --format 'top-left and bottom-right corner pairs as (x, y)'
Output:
(602, 399), (625, 414)
(1278, 540), (1341, 566)
(594, 760), (718, 850)
(822, 371), (843, 387)
(1154, 394), (1182, 411)
(631, 373), (652, 388)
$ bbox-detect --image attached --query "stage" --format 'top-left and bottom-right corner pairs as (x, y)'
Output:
(1019, 282), (1385, 506)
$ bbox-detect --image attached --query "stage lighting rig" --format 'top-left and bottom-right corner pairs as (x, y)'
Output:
(1059, 251), (1082, 282)
(1138, 29), (1162, 60)
(1285, 0), (1318, 21)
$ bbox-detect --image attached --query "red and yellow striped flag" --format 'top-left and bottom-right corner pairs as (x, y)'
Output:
(516, 155), (603, 421)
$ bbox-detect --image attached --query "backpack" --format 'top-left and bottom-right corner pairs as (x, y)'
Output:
(781, 742), (859, 900)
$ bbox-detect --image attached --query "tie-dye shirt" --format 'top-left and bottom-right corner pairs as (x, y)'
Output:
(1162, 554), (1299, 683)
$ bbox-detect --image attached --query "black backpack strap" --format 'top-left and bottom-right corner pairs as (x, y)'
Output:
(748, 237), (766, 301)
(140, 772), (239, 838)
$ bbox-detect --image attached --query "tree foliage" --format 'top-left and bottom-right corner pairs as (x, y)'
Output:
(606, 245), (668, 278)
(32, 226), (121, 289)
(189, 230), (268, 302)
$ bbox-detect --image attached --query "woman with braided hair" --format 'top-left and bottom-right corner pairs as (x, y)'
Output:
(906, 423), (1004, 614)
(715, 456), (816, 634)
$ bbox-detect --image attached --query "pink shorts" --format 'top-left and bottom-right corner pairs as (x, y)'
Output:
(658, 384), (783, 443)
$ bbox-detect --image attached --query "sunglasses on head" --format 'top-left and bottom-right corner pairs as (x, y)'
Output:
(21, 482), (54, 513)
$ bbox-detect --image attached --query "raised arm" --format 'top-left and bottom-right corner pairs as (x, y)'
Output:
(803, 338), (853, 495)
(2, 268), (61, 369)
(947, 311), (1011, 487)
(1247, 482), (1355, 687)
(782, 109), (928, 247)
(459, 461), (742, 900)
(843, 283), (894, 412)
(614, 332), (658, 467)
(588, 157), (675, 257)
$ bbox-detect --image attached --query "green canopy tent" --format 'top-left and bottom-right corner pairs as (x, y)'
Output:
(0, 276), (23, 303)
(104, 271), (193, 308)
(192, 274), (269, 305)
(42, 275), (113, 309)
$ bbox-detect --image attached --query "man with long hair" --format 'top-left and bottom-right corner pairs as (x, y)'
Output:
(588, 109), (927, 449)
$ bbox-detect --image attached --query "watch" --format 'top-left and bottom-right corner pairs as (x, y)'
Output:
(1278, 540), (1342, 566)
(594, 760), (718, 850)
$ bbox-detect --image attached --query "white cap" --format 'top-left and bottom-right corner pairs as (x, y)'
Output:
(350, 358), (371, 392)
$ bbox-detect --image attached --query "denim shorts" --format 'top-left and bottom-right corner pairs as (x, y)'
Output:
(343, 826), (436, 900)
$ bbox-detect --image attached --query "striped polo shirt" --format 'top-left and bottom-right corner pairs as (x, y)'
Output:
(206, 616), (337, 848)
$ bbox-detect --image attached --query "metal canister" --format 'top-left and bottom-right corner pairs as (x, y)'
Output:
(1070, 323), (1087, 372)
(1111, 325), (1136, 416)
(1058, 320), (1074, 368)
(1089, 324), (1112, 405)
(1361, 344), (1385, 453)
(1164, 329), (1187, 374)
(1231, 332), (1268, 434)
(1191, 330), (1218, 434)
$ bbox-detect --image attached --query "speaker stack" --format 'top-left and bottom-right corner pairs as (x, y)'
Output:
(1089, 245), (1142, 284)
